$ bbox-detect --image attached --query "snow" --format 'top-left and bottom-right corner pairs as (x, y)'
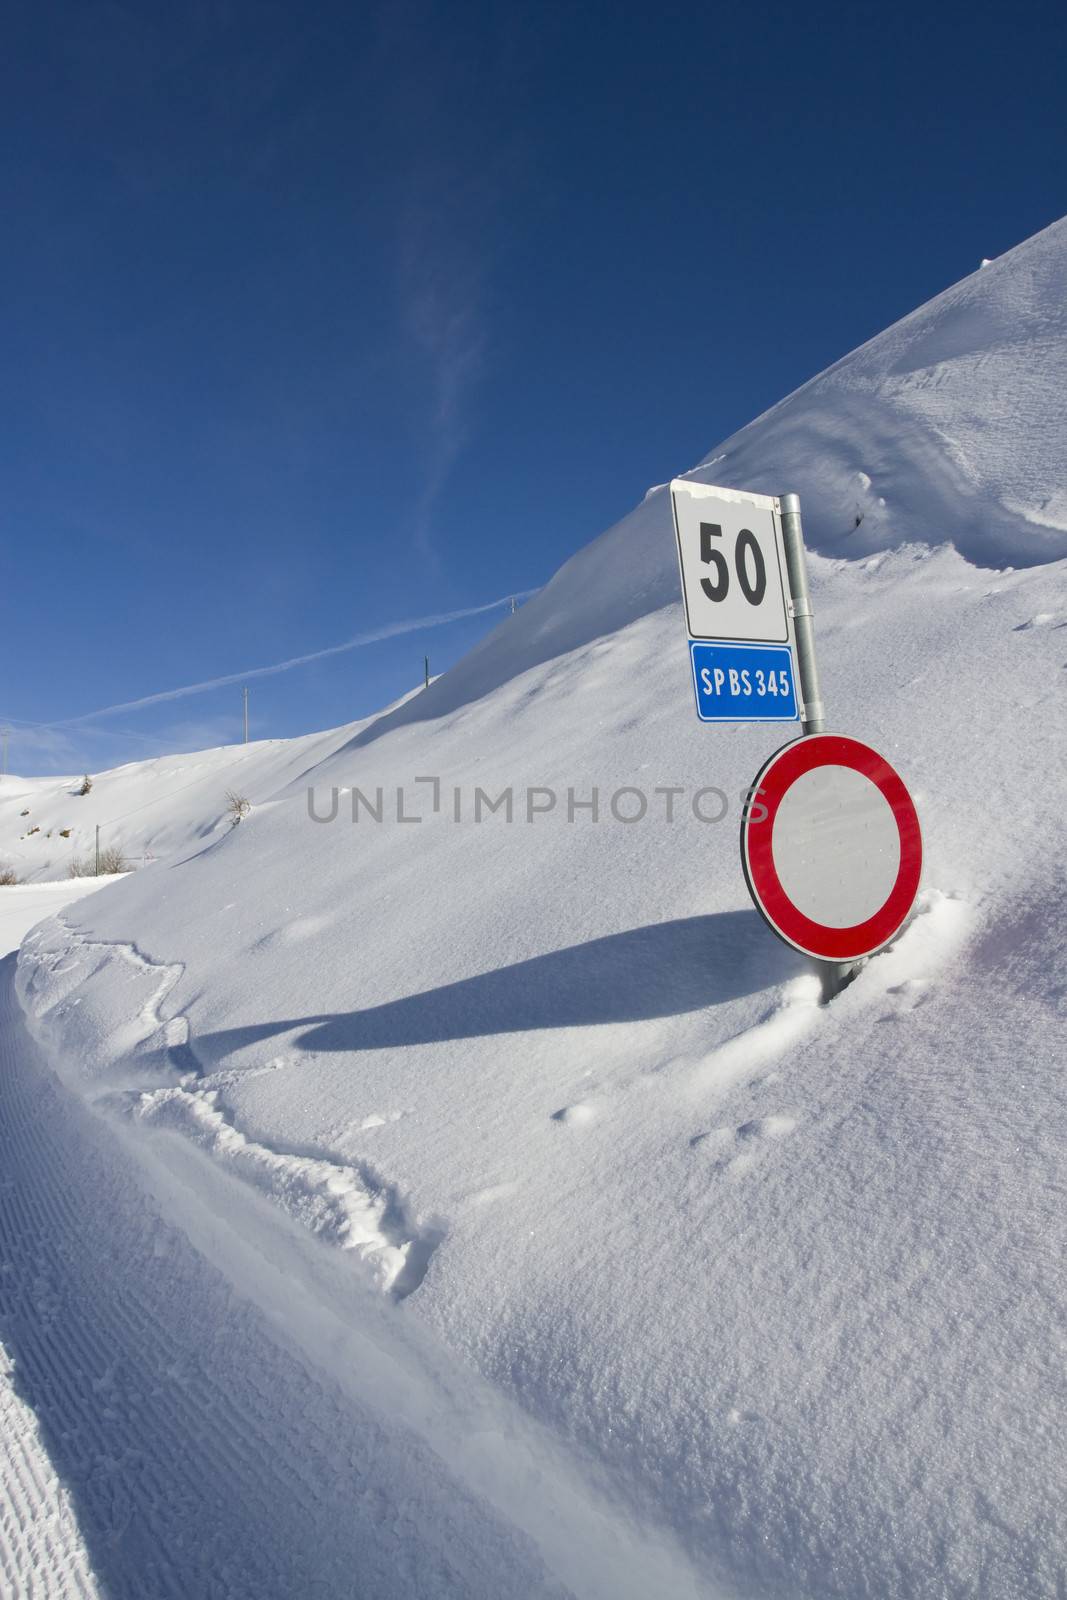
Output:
(0, 721), (370, 886)
(0, 879), (112, 962)
(0, 966), (604, 1600)
(3, 215), (1067, 1597)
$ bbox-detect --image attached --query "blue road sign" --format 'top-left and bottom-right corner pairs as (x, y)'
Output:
(689, 641), (799, 723)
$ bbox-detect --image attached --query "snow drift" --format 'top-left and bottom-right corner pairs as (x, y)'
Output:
(341, 213), (1067, 748)
(5, 216), (1067, 1600)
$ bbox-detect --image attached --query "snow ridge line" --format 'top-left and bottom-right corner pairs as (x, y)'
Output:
(126, 1083), (443, 1299)
(16, 917), (441, 1300)
(17, 916), (194, 1077)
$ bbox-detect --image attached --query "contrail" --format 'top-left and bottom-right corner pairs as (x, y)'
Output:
(43, 591), (538, 729)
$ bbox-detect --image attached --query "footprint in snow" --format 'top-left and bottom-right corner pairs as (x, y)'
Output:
(691, 1115), (797, 1176)
(878, 977), (932, 1021)
(251, 914), (332, 951)
(1012, 612), (1058, 631)
(465, 1181), (518, 1208)
(551, 1101), (597, 1127)
(357, 1110), (407, 1132)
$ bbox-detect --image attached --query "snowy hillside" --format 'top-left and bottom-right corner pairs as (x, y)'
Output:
(336, 218), (1067, 757)
(4, 216), (1067, 1600)
(0, 717), (380, 886)
(696, 221), (1067, 569)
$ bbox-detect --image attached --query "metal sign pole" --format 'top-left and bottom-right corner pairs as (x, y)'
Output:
(778, 492), (859, 1001)
(778, 494), (824, 736)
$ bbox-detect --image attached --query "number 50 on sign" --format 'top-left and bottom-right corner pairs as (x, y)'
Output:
(670, 481), (800, 724)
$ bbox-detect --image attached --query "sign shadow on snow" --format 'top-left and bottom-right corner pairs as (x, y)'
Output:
(199, 910), (804, 1061)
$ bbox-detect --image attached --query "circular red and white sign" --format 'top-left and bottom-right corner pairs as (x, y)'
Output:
(741, 734), (922, 962)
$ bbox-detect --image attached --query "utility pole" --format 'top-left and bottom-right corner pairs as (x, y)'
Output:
(510, 596), (516, 615)
(424, 656), (430, 690)
(242, 686), (249, 744)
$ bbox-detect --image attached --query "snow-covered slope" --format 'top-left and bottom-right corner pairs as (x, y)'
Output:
(0, 719), (375, 885)
(335, 215), (1067, 752)
(697, 216), (1067, 569)
(6, 217), (1067, 1600)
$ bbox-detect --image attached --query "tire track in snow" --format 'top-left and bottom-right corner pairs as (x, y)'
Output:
(0, 955), (575, 1600)
(8, 939), (725, 1600)
(0, 1343), (101, 1600)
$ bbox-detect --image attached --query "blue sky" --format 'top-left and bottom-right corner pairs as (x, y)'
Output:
(2, 0), (1063, 775)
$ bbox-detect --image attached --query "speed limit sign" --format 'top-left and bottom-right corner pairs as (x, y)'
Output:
(671, 481), (799, 723)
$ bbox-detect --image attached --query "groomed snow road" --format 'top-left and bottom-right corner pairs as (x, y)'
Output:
(0, 956), (551, 1599)
(0, 952), (717, 1600)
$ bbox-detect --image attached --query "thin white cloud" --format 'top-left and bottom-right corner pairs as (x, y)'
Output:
(403, 260), (488, 560)
(0, 723), (81, 771)
(31, 590), (535, 729)
(0, 714), (182, 780)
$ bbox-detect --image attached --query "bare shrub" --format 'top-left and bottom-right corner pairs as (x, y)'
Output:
(226, 790), (251, 827)
(0, 865), (19, 887)
(76, 774), (93, 796)
(68, 845), (128, 878)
